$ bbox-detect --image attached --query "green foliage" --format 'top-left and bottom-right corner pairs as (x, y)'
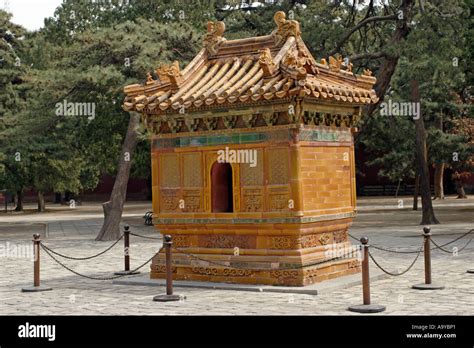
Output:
(1, 0), (472, 201)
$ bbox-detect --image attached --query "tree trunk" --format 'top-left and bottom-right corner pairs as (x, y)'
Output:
(14, 190), (24, 212)
(413, 173), (419, 210)
(412, 80), (439, 225)
(37, 191), (45, 212)
(453, 172), (468, 199)
(432, 113), (445, 200)
(366, 0), (415, 117)
(395, 179), (402, 198)
(96, 112), (141, 241)
(433, 163), (445, 199)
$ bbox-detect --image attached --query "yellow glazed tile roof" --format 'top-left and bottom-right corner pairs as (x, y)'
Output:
(123, 11), (378, 114)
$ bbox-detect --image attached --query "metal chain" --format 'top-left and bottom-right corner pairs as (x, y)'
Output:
(368, 247), (422, 276)
(40, 243), (158, 281)
(129, 232), (161, 240)
(349, 233), (421, 254)
(350, 229), (474, 254)
(370, 244), (422, 254)
(172, 246), (360, 271)
(430, 229), (474, 249)
(430, 237), (473, 254)
(40, 234), (124, 261)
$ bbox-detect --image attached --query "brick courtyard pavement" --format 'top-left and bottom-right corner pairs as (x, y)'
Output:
(0, 197), (473, 315)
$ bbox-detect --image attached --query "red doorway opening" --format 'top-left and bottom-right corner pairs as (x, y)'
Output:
(211, 162), (233, 212)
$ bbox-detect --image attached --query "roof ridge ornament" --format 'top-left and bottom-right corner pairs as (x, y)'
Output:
(156, 61), (183, 88)
(272, 11), (301, 46)
(203, 21), (226, 55)
(258, 48), (277, 78)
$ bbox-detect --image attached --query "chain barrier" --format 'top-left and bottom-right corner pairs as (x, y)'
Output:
(430, 229), (474, 250)
(34, 227), (473, 283)
(129, 232), (161, 240)
(40, 234), (124, 261)
(349, 228), (474, 254)
(172, 246), (360, 271)
(430, 237), (473, 254)
(40, 242), (158, 281)
(368, 245), (423, 276)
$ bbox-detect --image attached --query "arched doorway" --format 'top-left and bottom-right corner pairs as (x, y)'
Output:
(211, 162), (233, 212)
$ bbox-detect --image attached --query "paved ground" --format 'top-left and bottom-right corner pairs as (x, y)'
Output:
(0, 196), (473, 315)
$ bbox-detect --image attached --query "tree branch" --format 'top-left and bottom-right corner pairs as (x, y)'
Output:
(350, 51), (388, 61)
(328, 13), (398, 56)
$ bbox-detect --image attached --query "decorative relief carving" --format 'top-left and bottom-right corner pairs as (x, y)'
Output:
(160, 154), (180, 187)
(268, 187), (290, 211)
(183, 153), (202, 187)
(263, 112), (279, 126)
(183, 189), (202, 212)
(242, 188), (263, 212)
(160, 189), (180, 211)
(299, 234), (320, 248)
(223, 115), (237, 129)
(173, 235), (190, 248)
(302, 268), (318, 280)
(270, 192), (289, 211)
(270, 269), (299, 280)
(168, 118), (182, 133)
(271, 236), (295, 249)
(203, 21), (226, 55)
(333, 230), (348, 244)
(184, 118), (199, 132)
(318, 233), (331, 246)
(242, 114), (257, 128)
(267, 148), (289, 185)
(348, 260), (360, 269)
(153, 265), (177, 273)
(240, 149), (263, 186)
(204, 117), (218, 130)
(191, 267), (252, 277)
(200, 235), (253, 249)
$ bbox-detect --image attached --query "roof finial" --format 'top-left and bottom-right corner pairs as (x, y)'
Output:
(203, 20), (226, 55)
(272, 11), (301, 46)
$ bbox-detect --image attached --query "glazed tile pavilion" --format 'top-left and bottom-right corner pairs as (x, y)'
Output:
(123, 11), (378, 286)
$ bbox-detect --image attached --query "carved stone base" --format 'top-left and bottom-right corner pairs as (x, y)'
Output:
(150, 218), (361, 286)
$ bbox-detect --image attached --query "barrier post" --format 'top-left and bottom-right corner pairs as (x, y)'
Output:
(21, 234), (52, 292)
(153, 235), (184, 302)
(348, 237), (385, 313)
(412, 227), (445, 290)
(115, 225), (140, 276)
